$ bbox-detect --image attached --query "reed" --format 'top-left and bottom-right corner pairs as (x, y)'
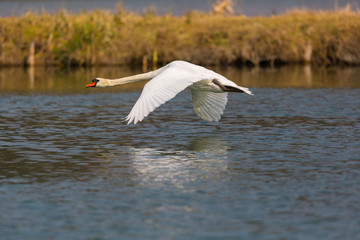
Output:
(0, 5), (359, 67)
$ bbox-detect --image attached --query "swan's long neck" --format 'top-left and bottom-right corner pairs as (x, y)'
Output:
(106, 66), (167, 87)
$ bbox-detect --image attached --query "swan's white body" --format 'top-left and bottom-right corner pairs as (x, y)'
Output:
(87, 60), (253, 124)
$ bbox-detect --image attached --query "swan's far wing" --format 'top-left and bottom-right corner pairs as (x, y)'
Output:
(191, 90), (228, 122)
(125, 66), (203, 124)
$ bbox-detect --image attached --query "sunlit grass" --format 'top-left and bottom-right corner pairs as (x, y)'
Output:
(0, 5), (359, 67)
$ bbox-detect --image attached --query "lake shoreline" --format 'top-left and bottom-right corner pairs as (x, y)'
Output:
(1, 6), (360, 68)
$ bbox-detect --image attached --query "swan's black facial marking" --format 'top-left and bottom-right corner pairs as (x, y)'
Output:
(212, 79), (245, 93)
(86, 78), (100, 87)
(92, 79), (100, 85)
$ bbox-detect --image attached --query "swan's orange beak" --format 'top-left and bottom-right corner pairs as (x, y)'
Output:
(86, 82), (96, 87)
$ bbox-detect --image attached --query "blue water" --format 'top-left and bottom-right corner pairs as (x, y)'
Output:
(1, 0), (359, 16)
(1, 66), (360, 239)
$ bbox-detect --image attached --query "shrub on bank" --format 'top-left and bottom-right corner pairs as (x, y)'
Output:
(0, 6), (359, 67)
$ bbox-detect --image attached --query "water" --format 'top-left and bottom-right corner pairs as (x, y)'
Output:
(1, 0), (359, 16)
(1, 66), (360, 239)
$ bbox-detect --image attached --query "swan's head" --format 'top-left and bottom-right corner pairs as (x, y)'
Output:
(86, 78), (109, 88)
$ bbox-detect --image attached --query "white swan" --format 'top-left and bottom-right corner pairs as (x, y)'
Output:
(86, 60), (253, 124)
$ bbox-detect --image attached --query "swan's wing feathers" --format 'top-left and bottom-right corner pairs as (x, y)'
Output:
(125, 66), (203, 124)
(191, 90), (228, 122)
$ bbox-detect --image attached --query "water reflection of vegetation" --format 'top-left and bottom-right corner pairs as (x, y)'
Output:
(1, 66), (359, 93)
(0, 66), (147, 93)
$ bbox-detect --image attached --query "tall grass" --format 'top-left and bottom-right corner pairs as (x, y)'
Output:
(0, 5), (359, 67)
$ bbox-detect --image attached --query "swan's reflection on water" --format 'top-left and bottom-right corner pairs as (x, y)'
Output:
(96, 136), (229, 190)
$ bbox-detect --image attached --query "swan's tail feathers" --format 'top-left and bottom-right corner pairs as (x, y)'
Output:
(239, 86), (254, 96)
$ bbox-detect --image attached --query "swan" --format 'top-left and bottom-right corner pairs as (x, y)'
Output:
(86, 60), (253, 124)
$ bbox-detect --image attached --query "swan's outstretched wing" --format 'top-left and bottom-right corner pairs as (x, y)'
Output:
(191, 90), (228, 122)
(125, 65), (204, 124)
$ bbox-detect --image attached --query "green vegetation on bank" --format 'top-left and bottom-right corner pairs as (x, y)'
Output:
(0, 5), (360, 67)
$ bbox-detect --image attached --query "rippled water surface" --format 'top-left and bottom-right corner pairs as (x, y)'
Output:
(1, 66), (360, 239)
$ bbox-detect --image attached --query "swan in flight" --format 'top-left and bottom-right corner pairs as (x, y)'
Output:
(86, 60), (253, 124)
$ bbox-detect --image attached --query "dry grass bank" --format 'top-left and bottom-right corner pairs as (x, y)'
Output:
(0, 5), (360, 67)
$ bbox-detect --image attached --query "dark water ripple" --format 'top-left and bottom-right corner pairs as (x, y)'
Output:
(1, 88), (360, 240)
